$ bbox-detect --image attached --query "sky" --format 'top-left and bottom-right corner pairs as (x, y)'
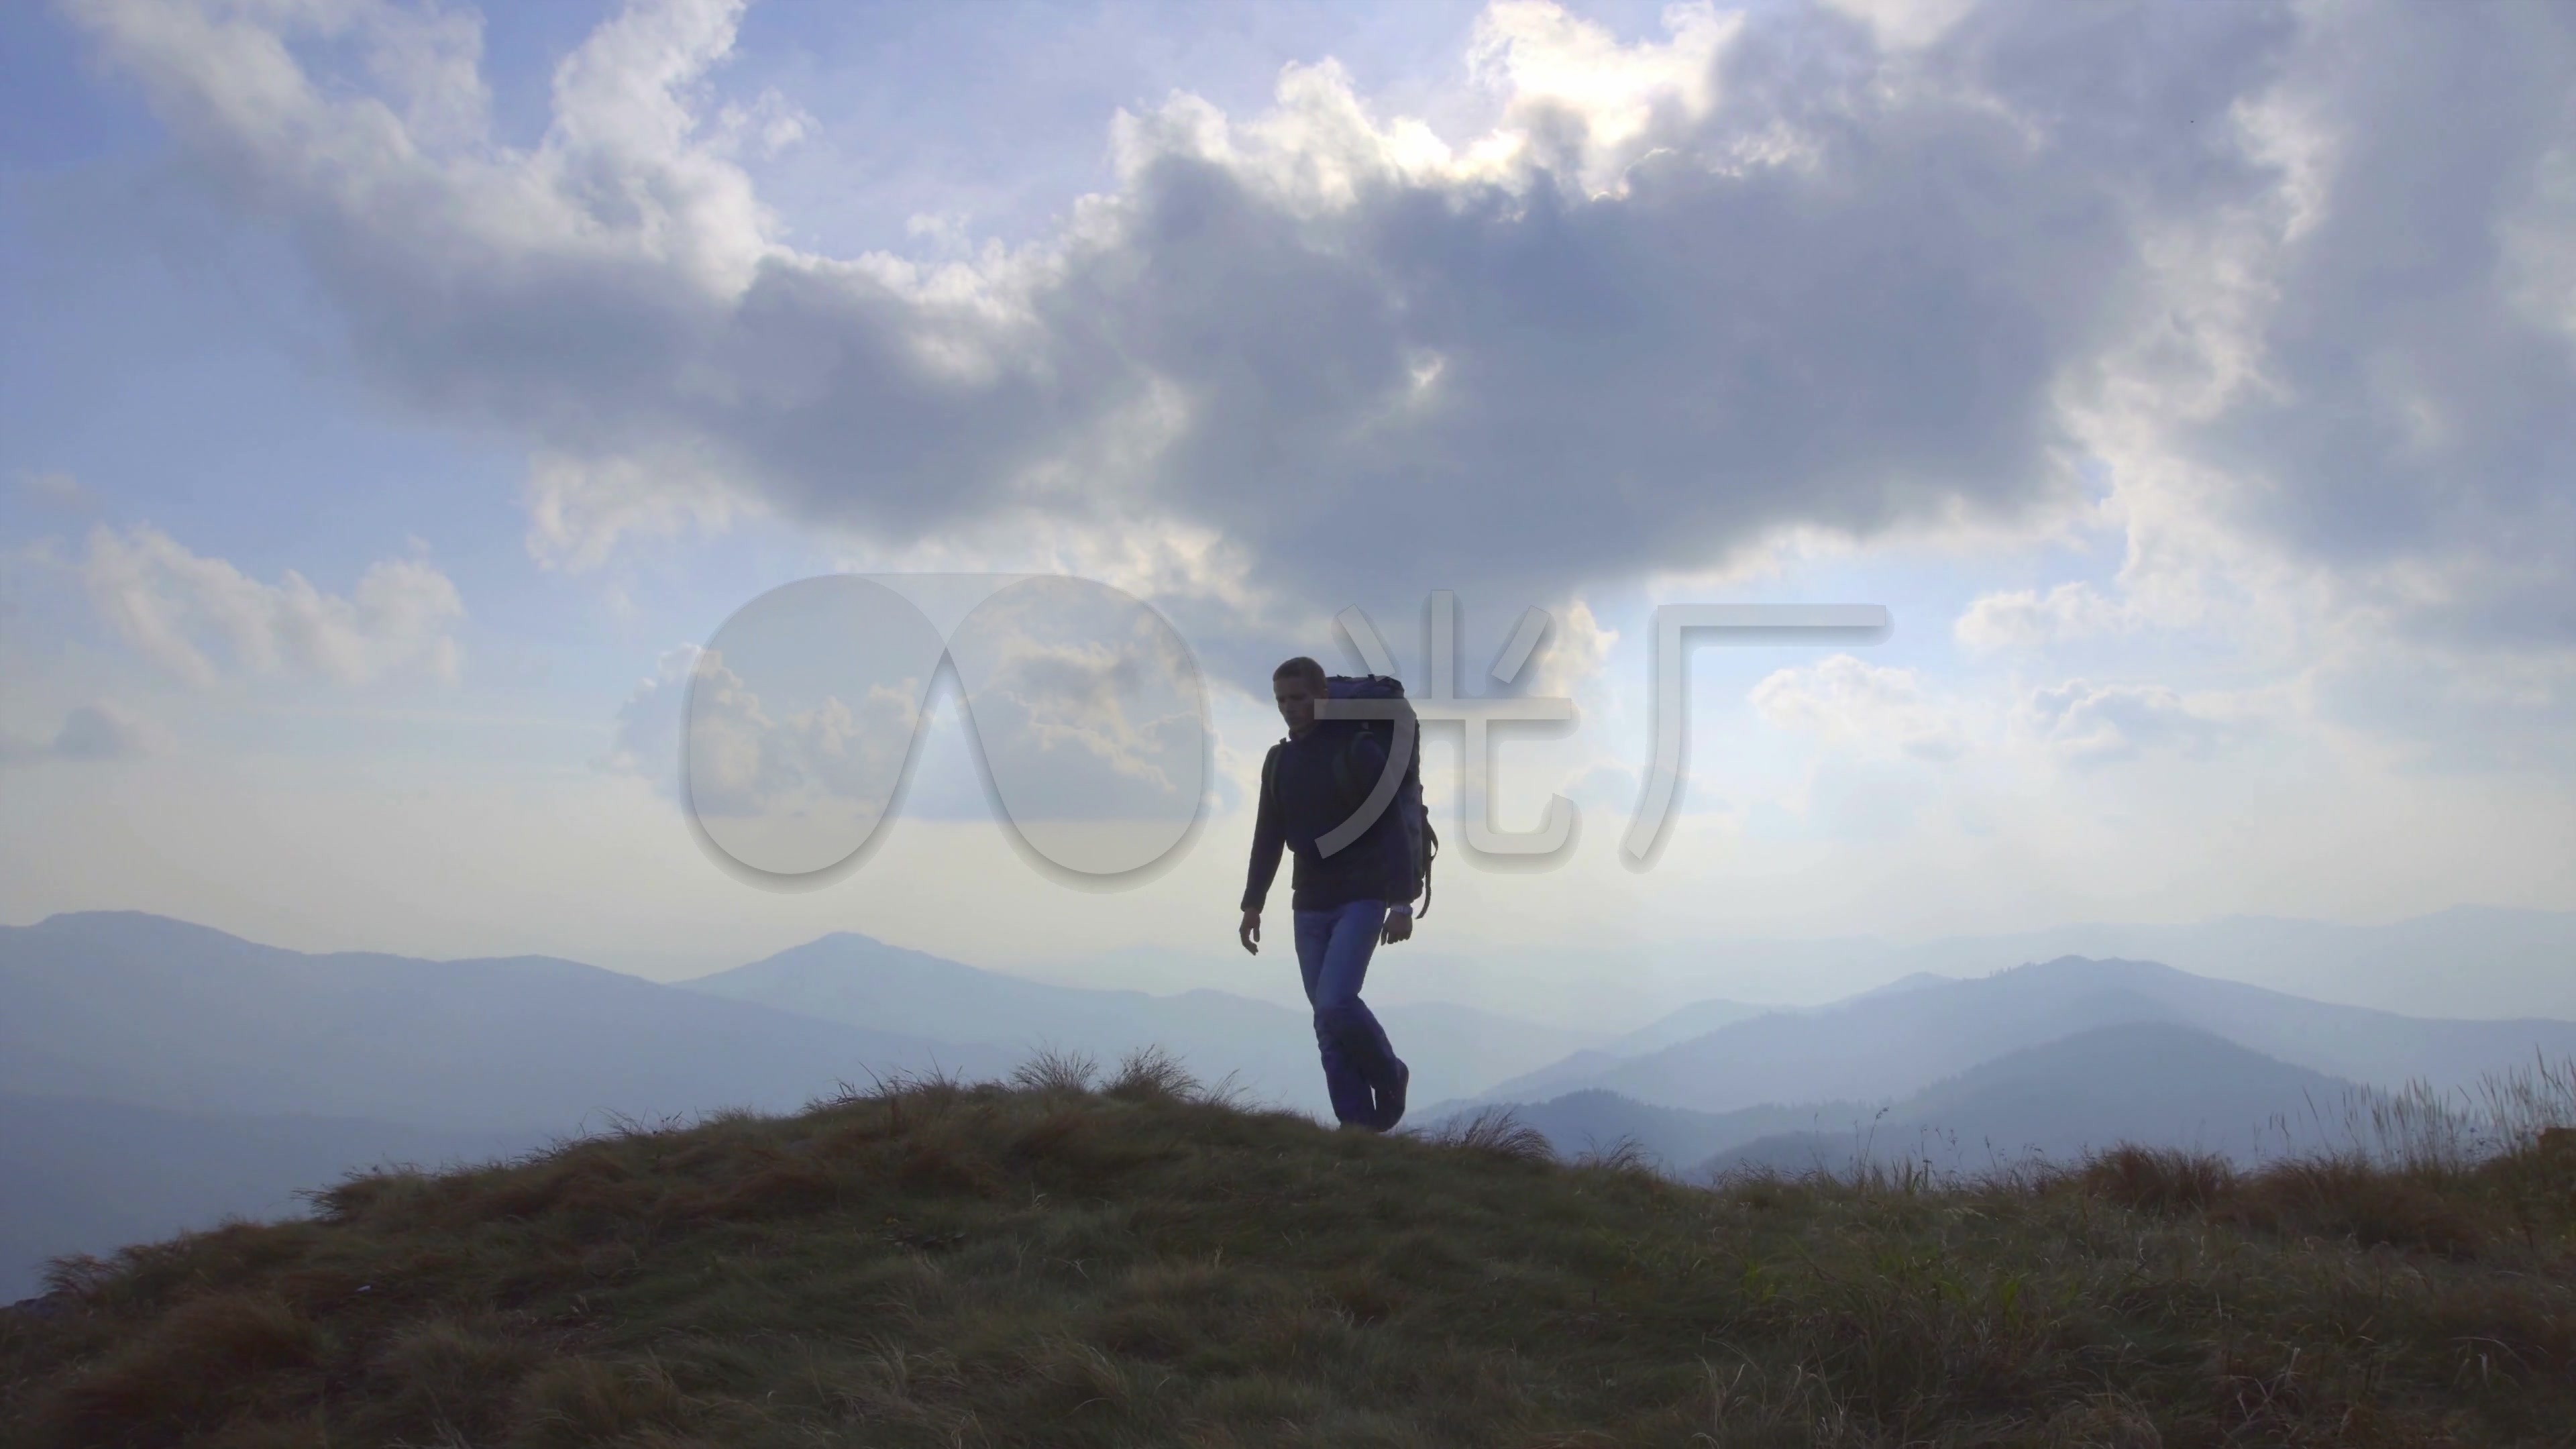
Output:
(2, 0), (2571, 1011)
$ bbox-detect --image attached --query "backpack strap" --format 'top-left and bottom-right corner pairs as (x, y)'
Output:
(1419, 820), (1436, 920)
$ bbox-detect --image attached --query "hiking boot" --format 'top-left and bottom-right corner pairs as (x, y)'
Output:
(1373, 1058), (1409, 1131)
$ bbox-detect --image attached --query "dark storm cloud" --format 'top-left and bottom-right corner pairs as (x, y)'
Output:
(2166, 1), (2576, 649)
(68, 0), (2571, 665)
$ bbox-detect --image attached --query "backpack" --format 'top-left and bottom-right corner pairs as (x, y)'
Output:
(1265, 673), (1438, 918)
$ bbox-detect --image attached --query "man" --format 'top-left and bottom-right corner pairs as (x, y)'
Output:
(1238, 655), (1415, 1132)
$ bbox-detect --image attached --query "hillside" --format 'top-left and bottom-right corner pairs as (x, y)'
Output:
(0, 1093), (545, 1305)
(6, 1049), (2573, 1448)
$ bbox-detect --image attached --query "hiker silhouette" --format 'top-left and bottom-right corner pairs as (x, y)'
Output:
(1237, 656), (1421, 1132)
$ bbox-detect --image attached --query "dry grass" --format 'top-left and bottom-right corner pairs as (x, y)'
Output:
(3, 1046), (2571, 1448)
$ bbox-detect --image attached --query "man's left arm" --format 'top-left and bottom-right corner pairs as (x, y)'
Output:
(1381, 902), (1413, 945)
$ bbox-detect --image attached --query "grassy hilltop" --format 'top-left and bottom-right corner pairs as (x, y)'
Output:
(3, 1047), (2573, 1449)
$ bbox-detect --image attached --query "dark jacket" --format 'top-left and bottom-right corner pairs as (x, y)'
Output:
(1241, 724), (1414, 913)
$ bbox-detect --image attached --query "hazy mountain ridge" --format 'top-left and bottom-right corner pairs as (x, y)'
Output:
(1862, 906), (2576, 1020)
(11, 908), (2573, 1319)
(1463, 955), (2576, 1119)
(0, 913), (1028, 1133)
(1212, 905), (2576, 1031)
(1701, 1021), (2367, 1177)
(0, 912), (1608, 1298)
(679, 930), (1612, 1116)
(1413, 1088), (1881, 1177)
(1411, 996), (1783, 1108)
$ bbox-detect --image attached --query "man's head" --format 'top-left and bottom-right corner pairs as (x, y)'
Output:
(1271, 656), (1328, 736)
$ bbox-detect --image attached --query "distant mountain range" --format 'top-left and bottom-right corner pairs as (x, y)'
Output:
(1418, 1020), (2421, 1183)
(1844, 906), (2576, 1021)
(1414, 1089), (1881, 1177)
(0, 912), (1026, 1134)
(1436, 955), (2576, 1121)
(1111, 904), (2576, 1033)
(676, 932), (1607, 1120)
(0, 911), (1615, 1298)
(7, 907), (2573, 1302)
(1701, 1021), (2367, 1177)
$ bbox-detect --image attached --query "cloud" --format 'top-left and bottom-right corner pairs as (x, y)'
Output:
(606, 576), (1207, 857)
(2158, 1), (2576, 649)
(1815, 0), (1978, 54)
(51, 702), (163, 759)
(0, 701), (164, 766)
(1751, 654), (1969, 761)
(1516, 596), (1619, 701)
(1953, 580), (2130, 653)
(58, 1), (2250, 612)
(64, 0), (2576, 711)
(81, 524), (465, 687)
(2025, 1), (2576, 677)
(604, 643), (936, 826)
(525, 449), (754, 573)
(679, 648), (925, 822)
(2017, 678), (2246, 766)
(17, 471), (89, 508)
(601, 642), (702, 785)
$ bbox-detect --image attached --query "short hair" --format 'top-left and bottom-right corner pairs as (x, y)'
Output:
(1271, 655), (1328, 692)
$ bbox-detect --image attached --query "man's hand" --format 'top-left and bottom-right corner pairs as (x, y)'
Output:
(1381, 907), (1413, 945)
(1238, 909), (1261, 955)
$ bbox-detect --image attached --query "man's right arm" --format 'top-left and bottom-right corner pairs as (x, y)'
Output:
(1241, 743), (1283, 913)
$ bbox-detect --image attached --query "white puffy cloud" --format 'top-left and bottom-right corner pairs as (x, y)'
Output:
(600, 642), (927, 822)
(946, 632), (1203, 820)
(525, 449), (756, 573)
(2017, 678), (2248, 766)
(1953, 580), (2130, 653)
(679, 648), (925, 821)
(1754, 657), (2266, 773)
(1751, 653), (1970, 762)
(600, 642), (702, 782)
(1517, 595), (1619, 701)
(606, 578), (1206, 851)
(81, 524), (464, 687)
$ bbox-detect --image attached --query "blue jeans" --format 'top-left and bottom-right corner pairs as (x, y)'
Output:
(1294, 899), (1405, 1127)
